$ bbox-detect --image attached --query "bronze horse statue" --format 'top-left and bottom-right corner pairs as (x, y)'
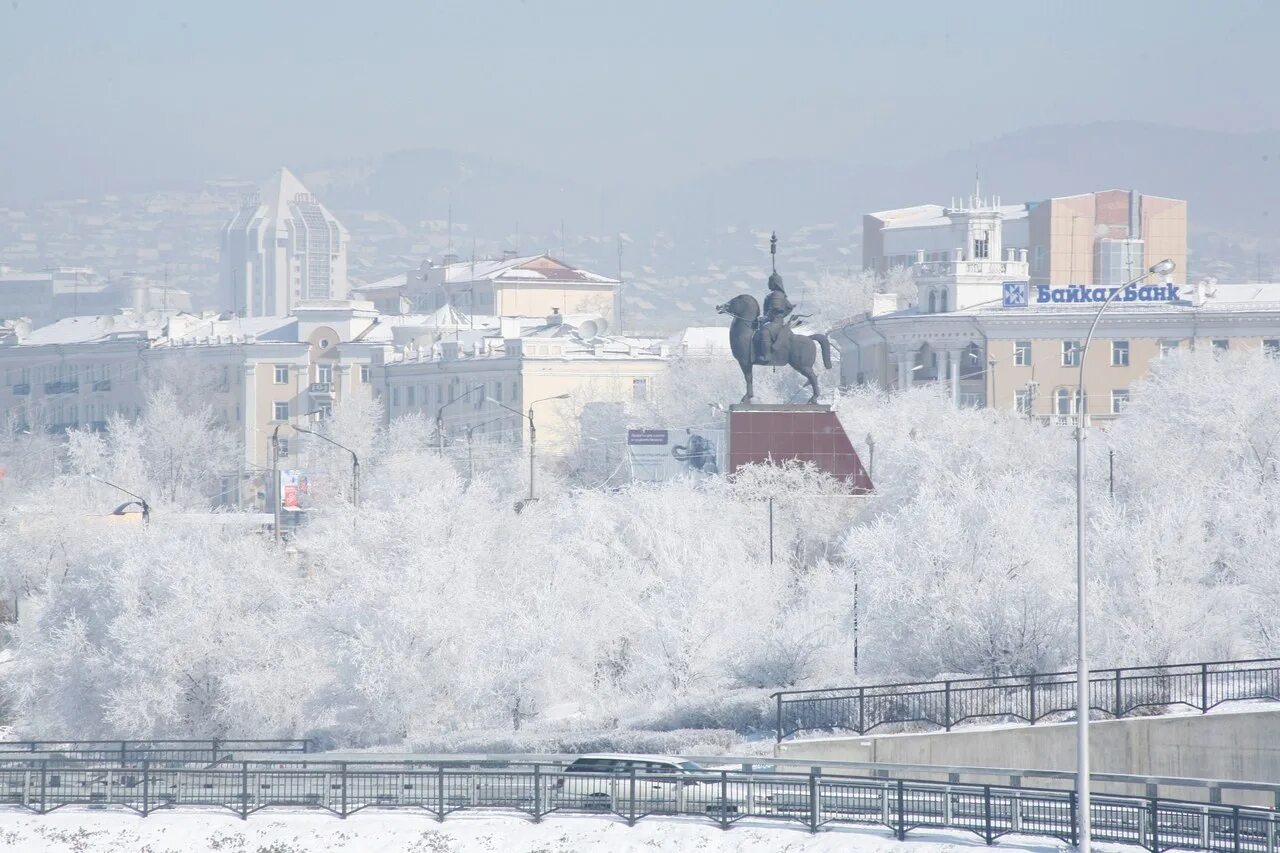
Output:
(715, 293), (833, 404)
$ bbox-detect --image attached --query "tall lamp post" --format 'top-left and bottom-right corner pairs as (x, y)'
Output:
(1073, 258), (1175, 852)
(436, 384), (486, 455)
(292, 424), (360, 508)
(463, 416), (508, 480)
(485, 393), (570, 506)
(89, 475), (151, 523)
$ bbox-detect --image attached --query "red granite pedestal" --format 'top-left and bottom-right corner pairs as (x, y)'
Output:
(727, 404), (873, 492)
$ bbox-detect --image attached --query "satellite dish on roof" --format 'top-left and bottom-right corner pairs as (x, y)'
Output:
(576, 317), (607, 340)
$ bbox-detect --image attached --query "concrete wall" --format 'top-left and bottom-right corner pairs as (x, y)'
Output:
(776, 708), (1280, 795)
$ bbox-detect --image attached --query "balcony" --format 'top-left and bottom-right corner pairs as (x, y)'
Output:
(43, 380), (79, 395)
(309, 381), (334, 398)
(912, 259), (1030, 282)
(11, 383), (29, 396)
(92, 379), (111, 392)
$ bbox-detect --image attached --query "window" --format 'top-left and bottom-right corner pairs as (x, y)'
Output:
(1111, 389), (1130, 414)
(273, 401), (289, 421)
(317, 364), (332, 385)
(1160, 339), (1180, 358)
(939, 290), (948, 313)
(928, 291), (937, 313)
(494, 381), (503, 403)
(1055, 388), (1072, 415)
(1015, 389), (1032, 415)
(391, 387), (400, 407)
(274, 364), (289, 384)
(633, 377), (649, 401)
(359, 364), (371, 383)
(406, 386), (415, 406)
(1265, 339), (1280, 359)
(1213, 339), (1229, 353)
(1014, 340), (1032, 366)
(278, 438), (289, 457)
(973, 231), (989, 259)
(1062, 341), (1081, 367)
(1111, 340), (1130, 367)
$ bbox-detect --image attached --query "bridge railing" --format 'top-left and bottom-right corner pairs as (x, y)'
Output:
(0, 739), (310, 766)
(771, 656), (1280, 741)
(0, 756), (1275, 852)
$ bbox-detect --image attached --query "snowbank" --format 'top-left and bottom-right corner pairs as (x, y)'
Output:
(0, 808), (1083, 853)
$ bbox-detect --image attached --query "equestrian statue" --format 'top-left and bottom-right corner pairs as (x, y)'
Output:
(715, 233), (832, 404)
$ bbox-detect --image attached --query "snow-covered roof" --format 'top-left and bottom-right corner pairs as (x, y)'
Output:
(873, 203), (1029, 231)
(667, 326), (730, 355)
(12, 312), (168, 346)
(440, 254), (618, 285)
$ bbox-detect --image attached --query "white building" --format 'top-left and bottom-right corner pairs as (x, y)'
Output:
(219, 167), (349, 318)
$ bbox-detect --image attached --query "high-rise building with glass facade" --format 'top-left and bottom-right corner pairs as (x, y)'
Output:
(218, 167), (349, 317)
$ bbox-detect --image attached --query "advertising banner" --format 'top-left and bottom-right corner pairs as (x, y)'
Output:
(280, 470), (312, 511)
(627, 427), (725, 482)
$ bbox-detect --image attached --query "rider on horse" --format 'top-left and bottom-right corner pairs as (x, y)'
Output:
(754, 270), (796, 365)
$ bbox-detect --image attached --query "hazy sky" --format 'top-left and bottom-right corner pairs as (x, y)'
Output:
(2, 0), (1278, 201)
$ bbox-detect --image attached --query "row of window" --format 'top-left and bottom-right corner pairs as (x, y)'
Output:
(1005, 338), (1278, 368)
(273, 364), (372, 384)
(1012, 388), (1130, 416)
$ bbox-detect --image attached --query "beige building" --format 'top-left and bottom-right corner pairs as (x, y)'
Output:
(0, 302), (388, 503)
(864, 188), (1187, 290)
(383, 310), (668, 452)
(1027, 189), (1186, 287)
(843, 193), (1277, 421)
(353, 253), (621, 329)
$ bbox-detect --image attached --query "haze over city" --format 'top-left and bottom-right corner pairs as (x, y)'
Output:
(3, 5), (1280, 853)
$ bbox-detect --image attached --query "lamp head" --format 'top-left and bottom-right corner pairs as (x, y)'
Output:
(1149, 259), (1176, 276)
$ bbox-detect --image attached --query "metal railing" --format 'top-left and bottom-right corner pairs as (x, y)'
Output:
(0, 739), (310, 766)
(773, 657), (1280, 741)
(1, 756), (1275, 851)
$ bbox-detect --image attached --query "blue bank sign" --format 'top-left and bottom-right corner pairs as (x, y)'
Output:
(1002, 281), (1180, 308)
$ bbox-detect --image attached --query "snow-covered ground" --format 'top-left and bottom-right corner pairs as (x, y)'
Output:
(0, 808), (1090, 853)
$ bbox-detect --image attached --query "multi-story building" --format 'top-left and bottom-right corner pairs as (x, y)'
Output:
(840, 193), (1278, 421)
(0, 266), (191, 327)
(0, 302), (385, 492)
(864, 188), (1187, 288)
(382, 309), (667, 452)
(353, 252), (621, 329)
(219, 168), (349, 318)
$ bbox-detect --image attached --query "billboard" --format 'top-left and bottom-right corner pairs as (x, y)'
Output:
(280, 470), (312, 511)
(627, 427), (725, 482)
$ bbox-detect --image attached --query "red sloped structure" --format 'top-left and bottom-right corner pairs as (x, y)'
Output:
(727, 404), (873, 492)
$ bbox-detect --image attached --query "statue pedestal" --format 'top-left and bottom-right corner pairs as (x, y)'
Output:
(727, 404), (873, 492)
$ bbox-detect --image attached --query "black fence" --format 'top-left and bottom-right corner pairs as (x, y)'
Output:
(0, 739), (310, 766)
(0, 757), (1275, 852)
(773, 657), (1280, 741)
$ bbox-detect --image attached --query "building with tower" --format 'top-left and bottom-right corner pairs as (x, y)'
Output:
(838, 189), (1280, 421)
(218, 167), (350, 318)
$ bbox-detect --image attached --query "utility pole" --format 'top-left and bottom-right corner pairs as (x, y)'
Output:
(272, 424), (282, 545)
(528, 404), (537, 505)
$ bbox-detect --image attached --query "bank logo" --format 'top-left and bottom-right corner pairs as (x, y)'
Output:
(1002, 281), (1029, 308)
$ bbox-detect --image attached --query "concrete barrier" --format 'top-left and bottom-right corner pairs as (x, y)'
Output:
(776, 706), (1280, 806)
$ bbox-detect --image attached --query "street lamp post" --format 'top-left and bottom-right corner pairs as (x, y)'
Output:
(89, 475), (151, 523)
(1073, 258), (1175, 853)
(436, 384), (486, 455)
(463, 416), (507, 480)
(485, 393), (570, 506)
(292, 425), (360, 508)
(271, 423), (283, 545)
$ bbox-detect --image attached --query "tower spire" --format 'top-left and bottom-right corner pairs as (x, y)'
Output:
(974, 167), (981, 208)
